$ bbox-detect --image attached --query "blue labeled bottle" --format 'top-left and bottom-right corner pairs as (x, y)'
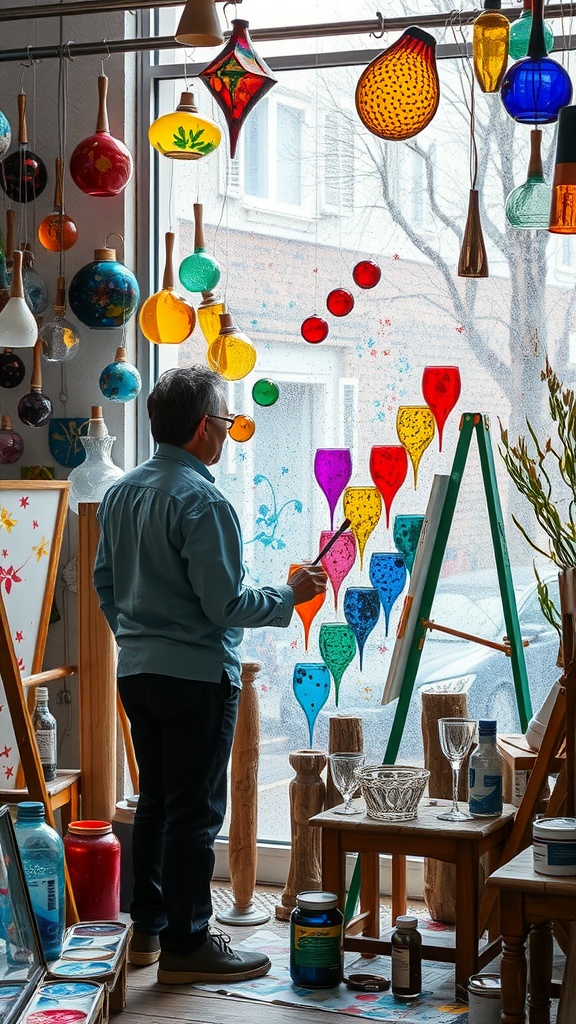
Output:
(14, 802), (65, 959)
(468, 720), (504, 818)
(290, 891), (343, 988)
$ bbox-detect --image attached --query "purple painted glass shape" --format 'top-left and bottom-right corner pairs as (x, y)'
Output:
(314, 448), (352, 529)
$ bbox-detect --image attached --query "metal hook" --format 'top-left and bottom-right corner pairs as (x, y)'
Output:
(64, 41), (77, 62)
(370, 12), (385, 40)
(101, 39), (111, 76)
(105, 231), (124, 252)
(222, 2), (238, 28)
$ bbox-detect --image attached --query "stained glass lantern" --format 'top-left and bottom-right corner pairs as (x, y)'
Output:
(0, 415), (23, 464)
(393, 514), (425, 575)
(318, 529), (356, 610)
(473, 0), (510, 94)
(353, 260), (381, 289)
(501, 0), (572, 124)
(343, 587), (381, 671)
(369, 446), (408, 528)
(326, 289), (354, 317)
(0, 109), (10, 158)
(252, 379), (279, 406)
(396, 405), (435, 488)
(301, 315), (329, 343)
(549, 105), (576, 234)
(0, 348), (25, 388)
(0, 250), (37, 349)
(369, 552), (407, 635)
(70, 75), (133, 197)
(319, 623), (356, 707)
(18, 340), (52, 428)
(199, 20), (278, 159)
(1, 93), (47, 204)
(421, 365), (461, 450)
(505, 129), (551, 230)
(39, 277), (80, 362)
(140, 232), (196, 344)
(292, 663), (331, 748)
(38, 158), (78, 252)
(355, 28), (440, 142)
(100, 346), (141, 403)
(198, 291), (225, 345)
(289, 561), (326, 651)
(179, 204), (221, 293)
(509, 0), (554, 59)
(314, 448), (352, 530)
(69, 248), (140, 330)
(207, 311), (257, 381)
(342, 486), (382, 571)
(148, 91), (221, 160)
(458, 190), (489, 278)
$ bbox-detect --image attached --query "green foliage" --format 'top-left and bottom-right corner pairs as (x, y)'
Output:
(171, 126), (216, 155)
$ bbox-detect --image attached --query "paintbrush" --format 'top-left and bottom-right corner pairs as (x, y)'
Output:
(312, 517), (352, 565)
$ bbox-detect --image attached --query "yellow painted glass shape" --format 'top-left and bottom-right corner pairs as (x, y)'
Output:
(473, 12), (510, 93)
(396, 406), (435, 488)
(342, 486), (382, 571)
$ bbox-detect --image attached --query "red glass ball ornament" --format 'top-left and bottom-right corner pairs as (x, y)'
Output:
(301, 316), (329, 344)
(353, 260), (382, 289)
(326, 289), (354, 317)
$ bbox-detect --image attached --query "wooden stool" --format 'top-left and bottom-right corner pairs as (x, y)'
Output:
(0, 769), (81, 833)
(310, 801), (515, 999)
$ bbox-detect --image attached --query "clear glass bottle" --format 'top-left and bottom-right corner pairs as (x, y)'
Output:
(14, 802), (65, 960)
(391, 915), (422, 999)
(68, 405), (123, 513)
(33, 686), (57, 782)
(468, 720), (504, 817)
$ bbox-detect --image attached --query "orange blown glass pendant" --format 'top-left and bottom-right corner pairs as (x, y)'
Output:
(355, 28), (440, 141)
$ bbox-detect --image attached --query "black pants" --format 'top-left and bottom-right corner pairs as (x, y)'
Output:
(118, 672), (239, 954)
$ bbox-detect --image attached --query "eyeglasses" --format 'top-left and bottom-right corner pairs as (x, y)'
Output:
(206, 413), (256, 442)
(208, 414), (236, 430)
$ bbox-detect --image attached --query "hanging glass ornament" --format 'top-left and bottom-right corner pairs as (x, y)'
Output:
(0, 415), (24, 463)
(0, 348), (25, 388)
(289, 562), (326, 651)
(301, 315), (329, 343)
(342, 486), (382, 571)
(353, 260), (381, 289)
(38, 157), (78, 252)
(369, 552), (407, 635)
(1, 93), (47, 203)
(18, 338), (53, 427)
(318, 529), (356, 611)
(314, 448), (352, 530)
(0, 109), (10, 158)
(179, 204), (221, 294)
(355, 28), (440, 142)
(392, 514), (425, 576)
(509, 0), (554, 60)
(39, 277), (80, 362)
(148, 91), (221, 160)
(326, 289), (354, 317)
(458, 190), (489, 278)
(549, 105), (576, 234)
(228, 414), (256, 442)
(343, 587), (381, 671)
(369, 446), (408, 528)
(199, 19), (278, 159)
(207, 311), (257, 381)
(252, 379), (279, 406)
(0, 250), (37, 348)
(197, 290), (225, 345)
(505, 128), (551, 230)
(67, 406), (124, 514)
(473, 0), (510, 94)
(501, 0), (572, 124)
(140, 231), (196, 344)
(396, 405), (435, 488)
(99, 346), (141, 402)
(69, 247), (139, 329)
(292, 663), (331, 748)
(70, 75), (133, 196)
(421, 365), (461, 451)
(319, 623), (356, 707)
(21, 244), (48, 315)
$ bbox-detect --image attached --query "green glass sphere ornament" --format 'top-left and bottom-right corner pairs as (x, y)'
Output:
(178, 202), (221, 294)
(252, 379), (279, 406)
(505, 128), (551, 229)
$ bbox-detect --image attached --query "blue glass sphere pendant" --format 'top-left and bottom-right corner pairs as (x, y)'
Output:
(501, 0), (572, 123)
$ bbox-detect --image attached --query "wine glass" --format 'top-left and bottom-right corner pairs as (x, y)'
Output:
(329, 752), (365, 815)
(437, 718), (477, 822)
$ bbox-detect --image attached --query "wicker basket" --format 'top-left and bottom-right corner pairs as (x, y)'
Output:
(357, 765), (430, 822)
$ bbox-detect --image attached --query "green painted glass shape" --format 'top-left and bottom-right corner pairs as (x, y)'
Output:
(319, 623), (356, 706)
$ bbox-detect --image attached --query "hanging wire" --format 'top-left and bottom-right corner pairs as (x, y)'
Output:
(449, 10), (478, 190)
(100, 38), (111, 77)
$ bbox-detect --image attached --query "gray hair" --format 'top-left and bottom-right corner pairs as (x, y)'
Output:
(147, 365), (227, 445)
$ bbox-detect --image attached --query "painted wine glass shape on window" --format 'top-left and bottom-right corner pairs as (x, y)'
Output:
(342, 487), (382, 571)
(319, 623), (357, 706)
(421, 366), (461, 452)
(314, 448), (352, 529)
(292, 663), (331, 748)
(369, 552), (407, 635)
(392, 514), (425, 576)
(318, 529), (356, 611)
(343, 587), (381, 671)
(369, 447), (408, 529)
(396, 407), (435, 488)
(289, 563), (326, 651)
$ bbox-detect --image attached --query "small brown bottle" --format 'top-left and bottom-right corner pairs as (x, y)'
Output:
(391, 915), (421, 999)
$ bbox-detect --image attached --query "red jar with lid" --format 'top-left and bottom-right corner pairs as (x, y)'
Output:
(64, 820), (121, 920)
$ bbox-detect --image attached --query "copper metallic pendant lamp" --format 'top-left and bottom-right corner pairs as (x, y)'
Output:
(175, 0), (243, 48)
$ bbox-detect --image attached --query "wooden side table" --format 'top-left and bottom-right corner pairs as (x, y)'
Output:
(310, 801), (515, 999)
(486, 847), (576, 1024)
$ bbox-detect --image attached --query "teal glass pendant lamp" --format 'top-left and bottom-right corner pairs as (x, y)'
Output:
(508, 0), (554, 59)
(505, 128), (551, 229)
(501, 0), (572, 123)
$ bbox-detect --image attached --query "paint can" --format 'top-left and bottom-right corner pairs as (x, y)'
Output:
(467, 974), (501, 1024)
(533, 817), (576, 876)
(112, 797), (138, 912)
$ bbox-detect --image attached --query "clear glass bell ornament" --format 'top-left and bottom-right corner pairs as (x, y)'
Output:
(68, 405), (123, 513)
(39, 278), (80, 362)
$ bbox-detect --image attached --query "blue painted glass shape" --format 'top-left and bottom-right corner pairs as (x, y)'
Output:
(369, 552), (407, 635)
(343, 587), (381, 671)
(501, 57), (572, 123)
(292, 663), (331, 748)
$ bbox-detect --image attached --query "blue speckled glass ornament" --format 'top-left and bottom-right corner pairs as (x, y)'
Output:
(69, 247), (139, 330)
(0, 110), (10, 158)
(292, 663), (331, 748)
(319, 623), (356, 707)
(343, 587), (381, 671)
(393, 514), (425, 575)
(501, 0), (572, 123)
(369, 552), (407, 635)
(99, 346), (141, 403)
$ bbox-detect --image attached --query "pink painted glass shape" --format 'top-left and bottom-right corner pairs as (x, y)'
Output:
(318, 529), (357, 610)
(369, 445), (408, 528)
(314, 448), (352, 529)
(421, 365), (462, 452)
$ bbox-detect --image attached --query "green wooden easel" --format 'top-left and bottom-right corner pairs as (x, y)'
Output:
(345, 412), (532, 923)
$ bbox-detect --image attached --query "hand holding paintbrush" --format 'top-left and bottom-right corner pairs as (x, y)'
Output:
(287, 517), (351, 606)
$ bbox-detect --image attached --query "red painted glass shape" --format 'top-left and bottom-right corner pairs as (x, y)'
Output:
(301, 315), (329, 343)
(353, 260), (382, 289)
(369, 445), (408, 528)
(421, 365), (462, 452)
(326, 288), (354, 317)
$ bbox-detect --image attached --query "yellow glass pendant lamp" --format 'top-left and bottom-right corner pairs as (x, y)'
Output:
(139, 232), (196, 344)
(473, 0), (510, 94)
(549, 106), (576, 234)
(198, 290), (225, 345)
(148, 92), (221, 160)
(207, 311), (257, 381)
(355, 27), (440, 141)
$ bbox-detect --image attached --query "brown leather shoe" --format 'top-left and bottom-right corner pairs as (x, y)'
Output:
(129, 930), (161, 966)
(157, 930), (271, 984)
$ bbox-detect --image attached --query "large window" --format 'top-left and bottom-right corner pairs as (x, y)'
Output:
(146, 6), (575, 843)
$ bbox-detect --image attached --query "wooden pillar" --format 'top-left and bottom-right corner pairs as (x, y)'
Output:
(77, 502), (117, 822)
(215, 661), (270, 926)
(275, 749), (326, 920)
(326, 715), (363, 809)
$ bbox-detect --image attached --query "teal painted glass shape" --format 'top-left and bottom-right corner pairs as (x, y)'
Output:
(318, 529), (356, 610)
(292, 663), (331, 748)
(369, 552), (407, 634)
(343, 587), (381, 671)
(319, 623), (357, 706)
(509, 4), (554, 60)
(505, 128), (551, 229)
(393, 514), (425, 575)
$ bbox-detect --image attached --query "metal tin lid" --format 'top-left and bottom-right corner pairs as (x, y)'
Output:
(296, 891), (338, 910)
(468, 973), (501, 995)
(395, 915), (418, 929)
(533, 817), (576, 839)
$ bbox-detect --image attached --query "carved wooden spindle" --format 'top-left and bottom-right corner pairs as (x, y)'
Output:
(275, 749), (326, 920)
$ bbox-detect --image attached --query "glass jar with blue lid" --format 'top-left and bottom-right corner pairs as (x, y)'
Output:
(290, 891), (343, 988)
